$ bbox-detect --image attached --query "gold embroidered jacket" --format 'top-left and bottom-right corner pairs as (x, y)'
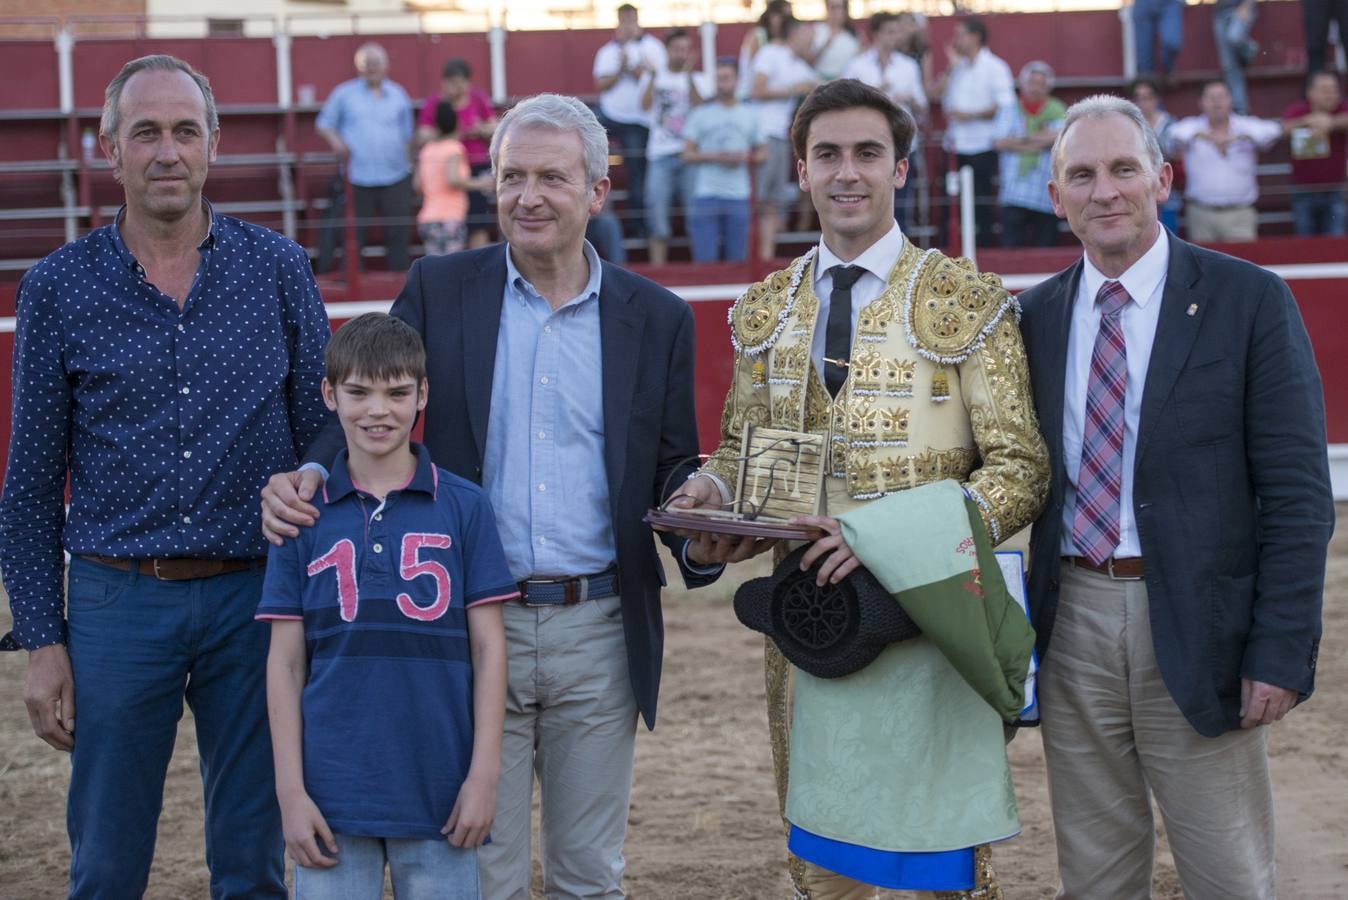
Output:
(702, 239), (1049, 544)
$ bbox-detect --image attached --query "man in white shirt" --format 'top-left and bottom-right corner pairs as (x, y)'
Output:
(1167, 80), (1283, 242)
(1019, 93), (1330, 899)
(751, 16), (821, 260)
(593, 3), (667, 238)
(844, 12), (927, 231)
(639, 28), (711, 265)
(930, 17), (1014, 247)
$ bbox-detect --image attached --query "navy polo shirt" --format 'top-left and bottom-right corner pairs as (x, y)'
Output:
(258, 443), (517, 840)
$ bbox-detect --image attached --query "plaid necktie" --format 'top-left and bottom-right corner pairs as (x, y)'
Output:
(1072, 280), (1131, 566)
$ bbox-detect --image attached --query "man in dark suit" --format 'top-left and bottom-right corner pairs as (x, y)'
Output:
(262, 93), (719, 899)
(1018, 94), (1334, 897)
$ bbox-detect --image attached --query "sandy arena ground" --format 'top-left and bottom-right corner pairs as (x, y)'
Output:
(1, 508), (1345, 898)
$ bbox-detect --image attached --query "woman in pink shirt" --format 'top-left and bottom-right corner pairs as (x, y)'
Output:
(418, 59), (499, 247)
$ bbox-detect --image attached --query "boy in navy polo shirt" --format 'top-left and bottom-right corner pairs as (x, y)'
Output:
(259, 313), (515, 899)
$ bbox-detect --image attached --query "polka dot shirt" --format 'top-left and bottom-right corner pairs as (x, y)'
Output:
(0, 205), (332, 650)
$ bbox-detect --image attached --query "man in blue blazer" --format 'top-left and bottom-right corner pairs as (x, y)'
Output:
(262, 94), (719, 899)
(1018, 94), (1334, 897)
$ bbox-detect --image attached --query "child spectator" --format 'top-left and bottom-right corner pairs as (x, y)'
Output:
(417, 103), (491, 256)
(417, 59), (498, 248)
(683, 58), (765, 262)
(260, 313), (514, 898)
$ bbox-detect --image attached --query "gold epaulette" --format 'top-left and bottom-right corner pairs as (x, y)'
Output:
(904, 251), (1021, 366)
(728, 248), (817, 357)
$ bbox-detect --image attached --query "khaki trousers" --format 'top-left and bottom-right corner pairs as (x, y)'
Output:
(478, 594), (638, 900)
(1039, 562), (1275, 899)
(1185, 203), (1258, 243)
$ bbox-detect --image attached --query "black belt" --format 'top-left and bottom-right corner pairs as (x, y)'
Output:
(516, 568), (621, 606)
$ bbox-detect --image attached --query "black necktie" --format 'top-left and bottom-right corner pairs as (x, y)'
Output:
(825, 265), (864, 397)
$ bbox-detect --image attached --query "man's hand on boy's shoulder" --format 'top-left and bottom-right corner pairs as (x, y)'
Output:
(443, 772), (497, 849)
(261, 468), (325, 545)
(279, 790), (339, 869)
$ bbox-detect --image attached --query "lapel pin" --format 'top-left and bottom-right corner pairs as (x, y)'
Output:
(1186, 303), (1198, 317)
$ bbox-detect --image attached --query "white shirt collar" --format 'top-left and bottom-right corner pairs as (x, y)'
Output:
(814, 222), (905, 286)
(1080, 227), (1170, 310)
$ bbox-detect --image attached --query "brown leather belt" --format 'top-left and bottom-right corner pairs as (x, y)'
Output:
(1064, 555), (1144, 580)
(81, 555), (264, 581)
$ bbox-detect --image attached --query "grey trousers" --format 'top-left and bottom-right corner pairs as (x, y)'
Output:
(478, 594), (638, 900)
(1039, 561), (1276, 899)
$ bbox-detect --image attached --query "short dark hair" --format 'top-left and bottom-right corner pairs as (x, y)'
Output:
(790, 78), (916, 163)
(778, 15), (803, 39)
(958, 16), (987, 46)
(1129, 76), (1162, 97)
(435, 100), (459, 136)
(867, 11), (896, 37)
(325, 313), (427, 388)
(758, 0), (792, 36)
(617, 3), (637, 15)
(442, 57), (471, 81)
(715, 55), (739, 72)
(1201, 79), (1229, 95)
(1307, 69), (1340, 92)
(665, 27), (690, 46)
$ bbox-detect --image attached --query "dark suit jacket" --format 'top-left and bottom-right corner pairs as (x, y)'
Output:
(1018, 231), (1334, 737)
(307, 244), (715, 729)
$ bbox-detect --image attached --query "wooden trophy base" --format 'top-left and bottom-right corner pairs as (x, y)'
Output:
(644, 508), (825, 541)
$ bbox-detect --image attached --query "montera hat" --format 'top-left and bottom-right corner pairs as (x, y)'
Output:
(734, 545), (921, 678)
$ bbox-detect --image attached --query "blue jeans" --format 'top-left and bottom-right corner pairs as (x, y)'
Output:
(65, 558), (283, 900)
(644, 154), (696, 240)
(1133, 0), (1184, 75)
(1291, 188), (1347, 235)
(688, 195), (751, 262)
(294, 835), (479, 899)
(1213, 5), (1256, 114)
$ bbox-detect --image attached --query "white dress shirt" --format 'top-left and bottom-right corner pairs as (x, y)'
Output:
(1061, 228), (1170, 559)
(843, 49), (928, 117)
(1166, 114), (1282, 206)
(942, 47), (1015, 155)
(811, 223), (907, 379)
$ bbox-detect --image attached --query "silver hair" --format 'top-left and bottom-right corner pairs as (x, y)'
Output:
(355, 42), (389, 67)
(101, 54), (218, 139)
(1049, 93), (1164, 181)
(490, 94), (611, 186)
(1019, 60), (1055, 92)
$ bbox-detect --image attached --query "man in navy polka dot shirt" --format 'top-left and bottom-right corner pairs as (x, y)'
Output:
(0, 55), (330, 898)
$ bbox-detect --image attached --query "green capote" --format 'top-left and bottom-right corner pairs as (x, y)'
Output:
(784, 479), (1033, 853)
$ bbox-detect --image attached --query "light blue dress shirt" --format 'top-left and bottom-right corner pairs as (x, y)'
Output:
(483, 242), (616, 581)
(316, 78), (414, 187)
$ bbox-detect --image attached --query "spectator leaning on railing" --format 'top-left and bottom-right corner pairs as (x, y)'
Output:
(930, 16), (1015, 248)
(315, 42), (415, 272)
(1166, 80), (1282, 243)
(1283, 70), (1348, 236)
(993, 61), (1065, 249)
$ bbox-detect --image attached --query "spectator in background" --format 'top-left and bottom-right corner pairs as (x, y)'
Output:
(751, 16), (821, 259)
(417, 102), (492, 256)
(844, 13), (927, 228)
(1284, 71), (1348, 235)
(1214, 0), (1260, 114)
(1131, 76), (1184, 232)
(417, 59), (498, 248)
(593, 3), (667, 238)
(739, 0), (794, 98)
(806, 0), (862, 81)
(1302, 0), (1348, 78)
(683, 58), (765, 262)
(931, 16), (1014, 247)
(994, 61), (1065, 248)
(1132, 0), (1184, 80)
(1168, 80), (1282, 242)
(316, 42), (414, 272)
(640, 28), (712, 266)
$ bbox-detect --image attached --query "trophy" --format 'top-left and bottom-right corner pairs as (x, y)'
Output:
(644, 425), (827, 540)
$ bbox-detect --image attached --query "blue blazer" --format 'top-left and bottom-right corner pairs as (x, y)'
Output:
(308, 244), (716, 729)
(1017, 232), (1334, 737)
